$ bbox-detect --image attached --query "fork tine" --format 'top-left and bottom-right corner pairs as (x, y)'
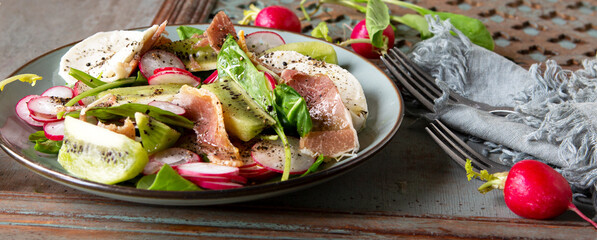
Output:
(427, 120), (510, 173)
(387, 48), (444, 98)
(381, 54), (436, 111)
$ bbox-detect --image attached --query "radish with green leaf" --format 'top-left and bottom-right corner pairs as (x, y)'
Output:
(337, 0), (395, 58)
(466, 159), (597, 228)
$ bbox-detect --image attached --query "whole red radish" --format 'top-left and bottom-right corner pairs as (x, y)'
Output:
(253, 6), (301, 33)
(350, 19), (395, 59)
(467, 159), (597, 228)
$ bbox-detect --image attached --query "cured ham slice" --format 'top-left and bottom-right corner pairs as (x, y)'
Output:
(206, 11), (237, 52)
(280, 69), (359, 158)
(173, 85), (242, 167)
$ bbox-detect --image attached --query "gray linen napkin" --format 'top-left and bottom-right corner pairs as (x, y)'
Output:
(408, 16), (597, 211)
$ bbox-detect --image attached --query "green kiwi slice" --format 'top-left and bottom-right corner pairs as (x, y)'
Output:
(57, 116), (148, 184)
(135, 112), (181, 154)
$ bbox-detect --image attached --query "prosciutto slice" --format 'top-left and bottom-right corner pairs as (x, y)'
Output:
(280, 69), (359, 158)
(173, 85), (242, 167)
(205, 11), (237, 52)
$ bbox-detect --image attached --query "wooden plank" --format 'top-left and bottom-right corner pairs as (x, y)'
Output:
(152, 0), (217, 25)
(0, 192), (594, 239)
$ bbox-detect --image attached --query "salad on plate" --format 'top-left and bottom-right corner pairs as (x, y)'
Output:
(2, 12), (368, 191)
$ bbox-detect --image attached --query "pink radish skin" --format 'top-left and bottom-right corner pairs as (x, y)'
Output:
(27, 96), (66, 119)
(41, 86), (74, 99)
(43, 120), (65, 141)
(139, 49), (185, 79)
(15, 95), (44, 127)
(255, 6), (301, 33)
(245, 31), (286, 54)
(262, 71), (277, 90)
(350, 19), (395, 59)
(251, 137), (315, 174)
(147, 101), (186, 115)
(175, 162), (239, 178)
(144, 148), (200, 175)
(153, 67), (187, 75)
(195, 180), (244, 190)
(472, 160), (597, 229)
(203, 70), (218, 84)
(147, 69), (201, 86)
(30, 114), (62, 123)
(185, 174), (247, 184)
(73, 81), (94, 105)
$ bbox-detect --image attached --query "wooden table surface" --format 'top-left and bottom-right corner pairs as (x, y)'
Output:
(1, 0), (596, 239)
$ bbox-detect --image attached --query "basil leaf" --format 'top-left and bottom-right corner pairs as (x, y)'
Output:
(136, 164), (200, 191)
(176, 26), (205, 40)
(274, 84), (312, 137)
(85, 103), (194, 129)
(311, 22), (332, 42)
(29, 131), (62, 154)
(365, 0), (390, 48)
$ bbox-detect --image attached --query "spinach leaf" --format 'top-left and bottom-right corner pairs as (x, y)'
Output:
(217, 35), (293, 181)
(68, 68), (107, 88)
(136, 164), (200, 191)
(274, 84), (312, 137)
(176, 26), (205, 40)
(311, 22), (332, 42)
(365, 0), (391, 49)
(63, 76), (139, 108)
(28, 131), (62, 154)
(85, 103), (194, 129)
(393, 14), (432, 39)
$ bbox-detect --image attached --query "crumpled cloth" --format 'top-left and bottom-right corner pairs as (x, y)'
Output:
(408, 16), (597, 212)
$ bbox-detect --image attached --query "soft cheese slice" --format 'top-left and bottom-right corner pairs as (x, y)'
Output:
(260, 50), (368, 131)
(59, 24), (164, 85)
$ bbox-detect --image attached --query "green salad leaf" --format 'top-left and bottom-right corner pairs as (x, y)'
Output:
(311, 22), (332, 42)
(274, 84), (312, 137)
(136, 164), (200, 191)
(176, 26), (205, 40)
(68, 68), (107, 88)
(217, 35), (294, 181)
(300, 155), (325, 177)
(84, 103), (194, 129)
(365, 0), (391, 49)
(28, 131), (62, 154)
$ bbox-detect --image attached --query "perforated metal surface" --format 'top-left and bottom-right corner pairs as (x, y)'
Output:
(214, 0), (596, 69)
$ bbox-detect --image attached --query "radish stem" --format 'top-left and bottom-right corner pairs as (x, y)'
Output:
(567, 202), (597, 229)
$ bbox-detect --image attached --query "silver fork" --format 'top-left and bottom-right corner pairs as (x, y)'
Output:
(381, 47), (515, 116)
(425, 120), (510, 173)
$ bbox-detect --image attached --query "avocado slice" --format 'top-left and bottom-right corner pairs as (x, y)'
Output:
(202, 79), (276, 141)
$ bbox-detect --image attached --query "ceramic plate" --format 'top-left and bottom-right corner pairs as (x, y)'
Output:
(0, 25), (403, 205)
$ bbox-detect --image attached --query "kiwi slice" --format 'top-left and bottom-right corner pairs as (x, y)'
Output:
(156, 38), (217, 71)
(201, 79), (276, 141)
(57, 116), (148, 184)
(135, 112), (181, 154)
(265, 41), (338, 64)
(97, 84), (182, 106)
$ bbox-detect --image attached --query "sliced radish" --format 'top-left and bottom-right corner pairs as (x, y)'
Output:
(41, 86), (74, 99)
(176, 162), (239, 178)
(139, 49), (185, 79)
(15, 95), (44, 127)
(147, 101), (186, 115)
(153, 67), (187, 75)
(262, 71), (277, 89)
(144, 148), (200, 175)
(203, 70), (218, 84)
(185, 174), (247, 184)
(43, 120), (65, 141)
(73, 81), (94, 106)
(147, 69), (201, 86)
(27, 96), (66, 120)
(251, 137), (315, 174)
(246, 31), (286, 54)
(30, 114), (62, 123)
(195, 181), (244, 190)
